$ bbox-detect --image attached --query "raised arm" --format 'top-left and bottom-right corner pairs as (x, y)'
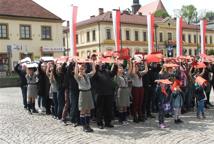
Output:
(74, 60), (79, 78)
(141, 62), (148, 76)
(128, 59), (132, 75)
(88, 62), (96, 77)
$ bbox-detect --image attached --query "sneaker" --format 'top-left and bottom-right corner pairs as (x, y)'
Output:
(159, 123), (167, 129)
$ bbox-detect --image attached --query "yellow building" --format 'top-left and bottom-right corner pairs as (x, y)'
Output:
(63, 9), (214, 58)
(0, 0), (64, 72)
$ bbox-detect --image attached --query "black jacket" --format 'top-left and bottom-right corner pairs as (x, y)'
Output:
(14, 64), (27, 87)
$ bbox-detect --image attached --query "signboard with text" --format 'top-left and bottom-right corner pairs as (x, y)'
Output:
(42, 47), (64, 52)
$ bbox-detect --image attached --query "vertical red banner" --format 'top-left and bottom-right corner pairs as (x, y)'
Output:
(151, 14), (155, 53)
(147, 14), (155, 54)
(69, 5), (78, 56)
(179, 17), (183, 56)
(112, 10), (121, 52)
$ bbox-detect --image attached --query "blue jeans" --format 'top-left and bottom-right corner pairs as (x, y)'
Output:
(197, 100), (205, 114)
(21, 86), (27, 108)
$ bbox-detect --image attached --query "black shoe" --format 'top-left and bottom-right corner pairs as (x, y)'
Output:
(86, 125), (94, 132)
(174, 120), (179, 124)
(138, 117), (145, 122)
(205, 105), (210, 109)
(202, 113), (206, 119)
(133, 116), (139, 123)
(32, 109), (38, 113)
(147, 114), (155, 118)
(177, 119), (183, 123)
(165, 114), (172, 118)
(97, 122), (104, 129)
(105, 123), (114, 128)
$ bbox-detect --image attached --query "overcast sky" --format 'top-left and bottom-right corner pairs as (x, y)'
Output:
(33, 0), (214, 23)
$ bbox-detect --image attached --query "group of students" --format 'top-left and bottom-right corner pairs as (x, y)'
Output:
(14, 54), (214, 132)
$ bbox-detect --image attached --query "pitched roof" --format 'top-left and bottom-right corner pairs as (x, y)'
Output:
(76, 11), (163, 28)
(64, 11), (212, 32)
(0, 0), (62, 21)
(137, 0), (167, 15)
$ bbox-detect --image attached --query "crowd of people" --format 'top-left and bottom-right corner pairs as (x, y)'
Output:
(14, 53), (214, 132)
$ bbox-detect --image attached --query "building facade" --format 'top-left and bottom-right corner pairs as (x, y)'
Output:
(0, 0), (64, 73)
(63, 10), (214, 58)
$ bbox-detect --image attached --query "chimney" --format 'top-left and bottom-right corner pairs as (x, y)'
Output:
(123, 10), (129, 15)
(67, 21), (70, 27)
(99, 8), (104, 15)
(90, 15), (95, 19)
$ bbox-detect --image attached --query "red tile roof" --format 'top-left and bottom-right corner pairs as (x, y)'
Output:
(76, 11), (163, 28)
(138, 0), (167, 15)
(63, 12), (212, 32)
(0, 0), (62, 21)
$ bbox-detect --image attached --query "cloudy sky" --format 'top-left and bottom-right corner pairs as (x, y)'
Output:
(33, 0), (214, 23)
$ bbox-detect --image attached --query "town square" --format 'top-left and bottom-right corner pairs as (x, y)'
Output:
(0, 0), (214, 144)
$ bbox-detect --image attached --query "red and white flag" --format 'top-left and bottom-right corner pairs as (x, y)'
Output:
(147, 14), (155, 54)
(112, 10), (121, 52)
(200, 20), (207, 55)
(176, 17), (183, 57)
(69, 5), (78, 56)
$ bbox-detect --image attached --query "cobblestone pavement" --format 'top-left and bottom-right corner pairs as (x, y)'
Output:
(0, 87), (214, 144)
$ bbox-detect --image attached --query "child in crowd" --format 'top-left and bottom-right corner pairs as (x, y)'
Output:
(195, 77), (207, 119)
(155, 79), (172, 128)
(171, 79), (184, 124)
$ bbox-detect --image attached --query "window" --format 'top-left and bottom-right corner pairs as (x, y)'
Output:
(188, 34), (191, 43)
(159, 32), (163, 42)
(20, 25), (31, 39)
(168, 32), (172, 40)
(0, 24), (8, 39)
(199, 35), (201, 43)
(41, 26), (51, 40)
(210, 36), (213, 44)
(93, 50), (96, 53)
(134, 31), (139, 41)
(189, 49), (192, 55)
(126, 30), (130, 40)
(182, 34), (186, 42)
(194, 35), (197, 43)
(76, 34), (79, 44)
(106, 29), (111, 40)
(87, 31), (90, 42)
(92, 30), (96, 41)
(143, 31), (147, 41)
(205, 36), (207, 44)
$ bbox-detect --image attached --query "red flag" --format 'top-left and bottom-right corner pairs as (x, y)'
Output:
(200, 20), (207, 55)
(69, 5), (78, 56)
(112, 10), (121, 52)
(147, 14), (155, 54)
